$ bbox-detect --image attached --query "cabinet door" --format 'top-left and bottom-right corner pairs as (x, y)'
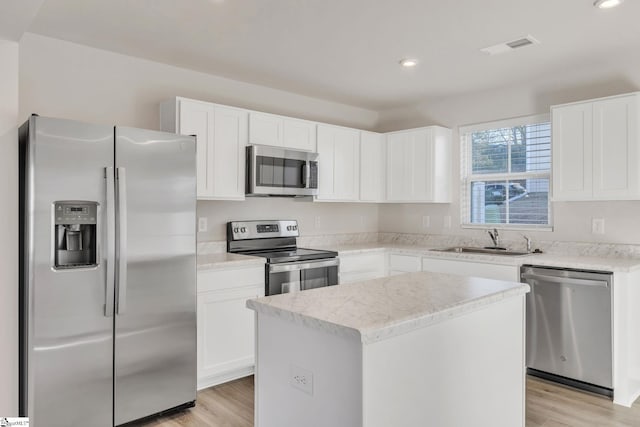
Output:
(431, 127), (453, 202)
(593, 95), (639, 200)
(178, 99), (214, 198)
(360, 131), (385, 202)
(552, 103), (593, 201)
(410, 128), (432, 201)
(386, 132), (409, 201)
(249, 112), (283, 147)
(210, 106), (248, 200)
(316, 125), (360, 201)
(197, 285), (263, 389)
(179, 101), (247, 200)
(283, 118), (316, 151)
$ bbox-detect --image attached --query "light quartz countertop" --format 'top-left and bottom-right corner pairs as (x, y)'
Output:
(325, 243), (640, 272)
(196, 241), (640, 273)
(197, 252), (265, 271)
(247, 271), (529, 344)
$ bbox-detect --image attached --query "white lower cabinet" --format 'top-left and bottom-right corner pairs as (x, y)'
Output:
(339, 252), (387, 284)
(197, 266), (264, 389)
(388, 253), (422, 276)
(422, 257), (519, 282)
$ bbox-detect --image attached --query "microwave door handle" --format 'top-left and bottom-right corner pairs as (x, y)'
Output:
(301, 162), (308, 188)
(302, 161), (311, 188)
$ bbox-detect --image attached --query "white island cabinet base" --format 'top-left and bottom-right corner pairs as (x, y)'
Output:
(249, 272), (528, 427)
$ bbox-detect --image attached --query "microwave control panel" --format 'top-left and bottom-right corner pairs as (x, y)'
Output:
(309, 161), (318, 189)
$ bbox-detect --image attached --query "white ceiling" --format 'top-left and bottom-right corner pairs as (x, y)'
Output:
(15, 0), (640, 110)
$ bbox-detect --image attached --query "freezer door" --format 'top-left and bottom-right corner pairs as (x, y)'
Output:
(20, 116), (114, 426)
(114, 127), (196, 425)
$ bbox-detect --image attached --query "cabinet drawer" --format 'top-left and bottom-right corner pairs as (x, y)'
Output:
(422, 257), (518, 282)
(340, 253), (386, 274)
(388, 254), (422, 273)
(198, 266), (264, 293)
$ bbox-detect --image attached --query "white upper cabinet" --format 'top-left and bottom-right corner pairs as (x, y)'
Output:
(552, 92), (640, 201)
(552, 102), (593, 201)
(359, 131), (386, 202)
(316, 124), (360, 201)
(385, 126), (452, 203)
(249, 112), (282, 147)
(249, 111), (316, 151)
(283, 118), (317, 151)
(160, 97), (248, 200)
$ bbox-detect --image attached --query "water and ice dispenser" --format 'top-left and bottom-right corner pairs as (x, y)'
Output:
(54, 201), (98, 269)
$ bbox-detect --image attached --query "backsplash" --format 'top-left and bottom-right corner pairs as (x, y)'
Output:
(378, 233), (640, 259)
(298, 232), (380, 248)
(198, 231), (640, 259)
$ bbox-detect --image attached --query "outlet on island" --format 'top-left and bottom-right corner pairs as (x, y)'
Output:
(290, 364), (314, 395)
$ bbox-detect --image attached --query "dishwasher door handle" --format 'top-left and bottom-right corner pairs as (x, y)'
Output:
(521, 273), (609, 288)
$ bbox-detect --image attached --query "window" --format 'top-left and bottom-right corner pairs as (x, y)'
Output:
(460, 114), (551, 229)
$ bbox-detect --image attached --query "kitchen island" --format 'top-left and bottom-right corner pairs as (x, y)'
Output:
(247, 271), (530, 427)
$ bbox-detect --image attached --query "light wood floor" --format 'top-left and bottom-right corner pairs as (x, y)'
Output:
(136, 376), (640, 427)
(133, 376), (254, 427)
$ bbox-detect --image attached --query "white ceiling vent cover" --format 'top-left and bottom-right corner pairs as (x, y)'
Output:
(481, 35), (540, 55)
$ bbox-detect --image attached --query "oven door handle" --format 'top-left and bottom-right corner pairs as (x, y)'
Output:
(269, 258), (339, 273)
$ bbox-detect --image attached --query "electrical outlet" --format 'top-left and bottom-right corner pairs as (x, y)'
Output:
(290, 365), (313, 395)
(443, 215), (452, 229)
(360, 215), (366, 227)
(315, 216), (321, 229)
(592, 218), (605, 235)
(422, 215), (430, 229)
(198, 217), (208, 232)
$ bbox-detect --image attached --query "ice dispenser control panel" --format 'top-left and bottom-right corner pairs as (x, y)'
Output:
(54, 201), (98, 269)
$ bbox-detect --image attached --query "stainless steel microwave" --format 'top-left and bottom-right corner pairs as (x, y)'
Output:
(246, 145), (319, 197)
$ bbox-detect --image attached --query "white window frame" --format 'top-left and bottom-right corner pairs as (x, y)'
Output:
(460, 113), (553, 231)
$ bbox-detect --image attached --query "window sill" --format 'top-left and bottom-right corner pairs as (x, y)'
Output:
(461, 223), (554, 232)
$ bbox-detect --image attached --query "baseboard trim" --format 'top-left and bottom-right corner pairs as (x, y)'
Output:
(198, 366), (254, 390)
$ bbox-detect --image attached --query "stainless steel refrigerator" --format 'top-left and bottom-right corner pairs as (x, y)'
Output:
(18, 115), (197, 426)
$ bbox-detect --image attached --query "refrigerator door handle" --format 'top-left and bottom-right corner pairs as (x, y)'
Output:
(116, 167), (128, 315)
(105, 167), (116, 317)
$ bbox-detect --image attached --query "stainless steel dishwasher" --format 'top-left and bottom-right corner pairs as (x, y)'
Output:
(521, 265), (613, 396)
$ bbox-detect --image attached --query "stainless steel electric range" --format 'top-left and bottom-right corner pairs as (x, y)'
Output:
(227, 220), (339, 296)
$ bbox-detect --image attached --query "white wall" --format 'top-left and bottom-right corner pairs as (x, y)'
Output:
(197, 199), (378, 242)
(19, 33), (381, 242)
(19, 33), (379, 131)
(0, 39), (20, 416)
(377, 51), (640, 245)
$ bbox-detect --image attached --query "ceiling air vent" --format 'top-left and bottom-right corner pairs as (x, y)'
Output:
(481, 35), (540, 55)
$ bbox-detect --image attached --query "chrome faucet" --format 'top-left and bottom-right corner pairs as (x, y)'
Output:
(487, 228), (500, 248)
(522, 235), (532, 253)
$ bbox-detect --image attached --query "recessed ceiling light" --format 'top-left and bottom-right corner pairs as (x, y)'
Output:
(594, 0), (624, 9)
(399, 58), (418, 68)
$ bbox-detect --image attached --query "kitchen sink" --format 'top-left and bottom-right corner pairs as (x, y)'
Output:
(432, 247), (533, 256)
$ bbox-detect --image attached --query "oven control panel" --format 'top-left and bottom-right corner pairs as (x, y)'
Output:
(227, 220), (299, 240)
